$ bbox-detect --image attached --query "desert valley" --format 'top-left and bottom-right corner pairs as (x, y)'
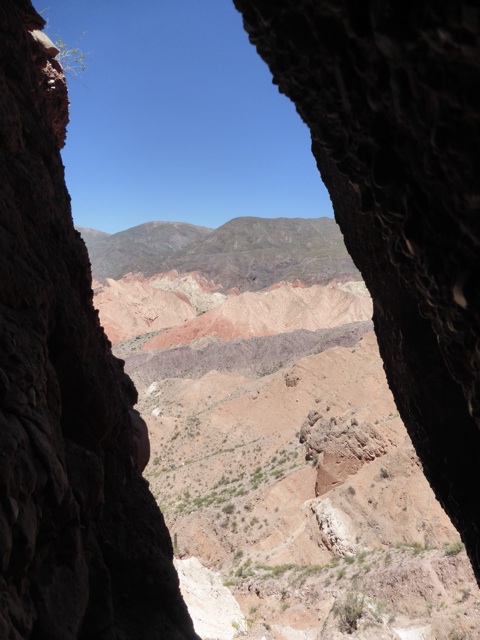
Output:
(80, 218), (479, 640)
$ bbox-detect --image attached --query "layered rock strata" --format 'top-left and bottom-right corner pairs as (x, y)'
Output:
(233, 0), (480, 582)
(0, 3), (196, 638)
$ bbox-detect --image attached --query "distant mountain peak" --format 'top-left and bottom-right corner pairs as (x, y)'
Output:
(79, 217), (359, 290)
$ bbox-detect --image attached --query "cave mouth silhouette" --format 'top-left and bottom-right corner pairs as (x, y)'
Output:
(1, 1), (480, 638)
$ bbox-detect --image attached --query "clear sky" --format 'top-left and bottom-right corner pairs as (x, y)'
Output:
(35, 1), (333, 234)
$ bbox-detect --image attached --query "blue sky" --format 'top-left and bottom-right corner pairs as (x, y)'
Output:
(37, 1), (333, 234)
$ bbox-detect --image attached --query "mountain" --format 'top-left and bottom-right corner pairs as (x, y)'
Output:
(161, 216), (360, 291)
(77, 221), (213, 280)
(80, 217), (360, 290)
(76, 226), (111, 256)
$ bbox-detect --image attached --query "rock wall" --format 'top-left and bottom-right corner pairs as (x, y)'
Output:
(233, 1), (480, 582)
(0, 3), (197, 638)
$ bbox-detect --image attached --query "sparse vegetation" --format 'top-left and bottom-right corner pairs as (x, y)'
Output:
(233, 549), (244, 561)
(444, 540), (465, 556)
(333, 589), (365, 634)
(395, 541), (425, 555)
(456, 587), (471, 603)
(55, 35), (88, 74)
(222, 503), (235, 515)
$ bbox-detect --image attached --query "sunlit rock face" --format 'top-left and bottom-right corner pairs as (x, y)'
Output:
(0, 2), (197, 637)
(233, 1), (480, 582)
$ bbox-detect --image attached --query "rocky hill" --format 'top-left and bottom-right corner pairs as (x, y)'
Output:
(79, 216), (360, 290)
(117, 321), (373, 383)
(161, 216), (359, 291)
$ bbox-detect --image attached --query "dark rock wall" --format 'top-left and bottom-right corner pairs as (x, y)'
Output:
(0, 3), (197, 638)
(233, 2), (480, 581)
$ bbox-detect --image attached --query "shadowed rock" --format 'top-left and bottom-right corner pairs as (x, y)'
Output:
(0, 2), (197, 638)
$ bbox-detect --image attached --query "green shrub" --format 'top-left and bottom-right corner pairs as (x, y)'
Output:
(333, 589), (365, 634)
(444, 540), (465, 556)
(222, 503), (235, 515)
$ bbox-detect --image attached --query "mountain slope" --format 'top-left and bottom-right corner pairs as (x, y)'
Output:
(117, 321), (373, 388)
(78, 221), (213, 279)
(138, 332), (457, 570)
(76, 226), (111, 257)
(81, 217), (359, 290)
(161, 216), (359, 290)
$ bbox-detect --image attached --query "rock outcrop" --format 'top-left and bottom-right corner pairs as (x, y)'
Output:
(300, 412), (389, 496)
(233, 0), (480, 583)
(0, 3), (196, 638)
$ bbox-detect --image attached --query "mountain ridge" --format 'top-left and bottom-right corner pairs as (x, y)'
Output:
(78, 216), (360, 290)
(78, 220), (213, 280)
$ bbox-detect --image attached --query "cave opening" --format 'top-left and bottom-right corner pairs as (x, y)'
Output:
(2, 1), (480, 638)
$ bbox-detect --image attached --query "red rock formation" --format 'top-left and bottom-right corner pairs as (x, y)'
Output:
(0, 2), (197, 637)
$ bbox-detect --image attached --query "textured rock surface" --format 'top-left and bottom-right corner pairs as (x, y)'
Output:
(0, 2), (196, 638)
(233, 0), (480, 582)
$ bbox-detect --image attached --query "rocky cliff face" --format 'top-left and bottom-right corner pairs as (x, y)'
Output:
(0, 3), (196, 638)
(233, 0), (480, 583)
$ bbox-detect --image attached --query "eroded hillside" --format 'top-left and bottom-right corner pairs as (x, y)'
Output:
(90, 265), (480, 639)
